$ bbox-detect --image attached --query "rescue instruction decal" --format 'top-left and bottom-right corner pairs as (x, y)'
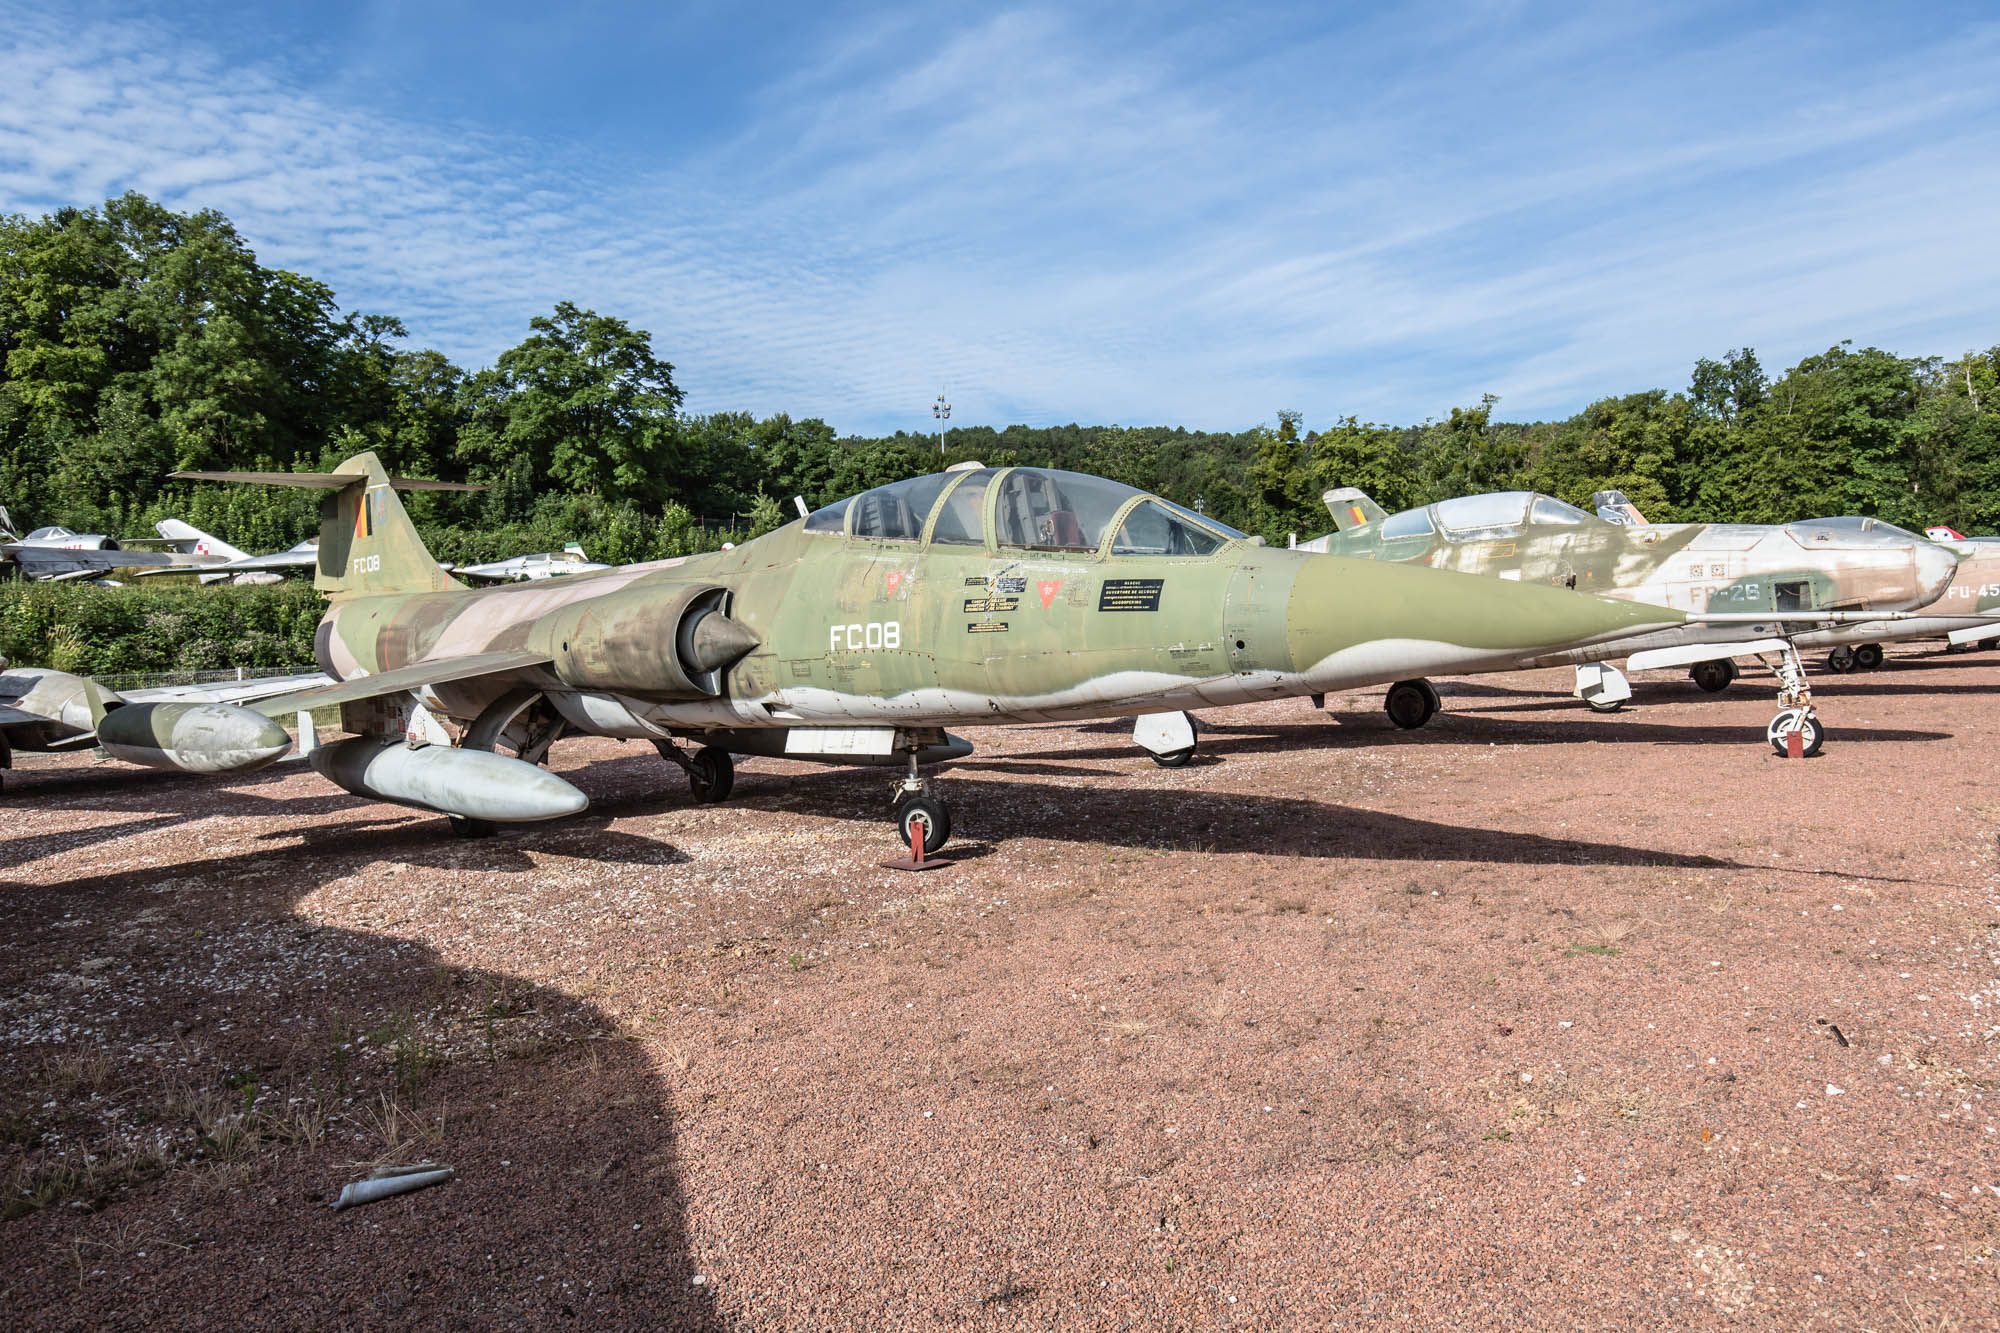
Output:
(1098, 578), (1164, 612)
(966, 621), (1010, 634)
(963, 596), (1019, 614)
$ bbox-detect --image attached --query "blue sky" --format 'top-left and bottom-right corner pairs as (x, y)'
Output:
(3, 1), (1997, 435)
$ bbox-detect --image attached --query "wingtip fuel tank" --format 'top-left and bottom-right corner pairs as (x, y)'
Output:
(96, 701), (295, 774)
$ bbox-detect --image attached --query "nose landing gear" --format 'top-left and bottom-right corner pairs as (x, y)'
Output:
(1757, 641), (1825, 758)
(886, 748), (952, 866)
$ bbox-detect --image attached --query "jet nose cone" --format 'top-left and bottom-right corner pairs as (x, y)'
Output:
(685, 611), (760, 673)
(1914, 540), (1958, 605)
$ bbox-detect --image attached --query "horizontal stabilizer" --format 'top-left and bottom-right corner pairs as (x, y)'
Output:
(247, 650), (551, 717)
(169, 470), (484, 491)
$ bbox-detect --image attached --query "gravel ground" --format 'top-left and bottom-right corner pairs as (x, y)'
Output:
(2, 648), (1997, 1331)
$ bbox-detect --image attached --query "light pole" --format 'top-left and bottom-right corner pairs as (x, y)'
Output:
(933, 390), (950, 457)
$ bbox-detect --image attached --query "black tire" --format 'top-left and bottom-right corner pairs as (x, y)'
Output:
(1766, 709), (1825, 758)
(1826, 649), (1855, 673)
(1585, 697), (1623, 714)
(688, 747), (735, 803)
(1149, 713), (1197, 767)
(1853, 643), (1884, 671)
(1980, 638), (1999, 652)
(895, 795), (951, 855)
(1689, 659), (1735, 693)
(1384, 679), (1438, 730)
(449, 816), (497, 839)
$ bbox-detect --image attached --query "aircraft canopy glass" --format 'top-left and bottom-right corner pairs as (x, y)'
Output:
(1111, 500), (1228, 556)
(1435, 492), (1533, 535)
(1783, 517), (1919, 549)
(929, 468), (999, 546)
(802, 466), (1243, 553)
(1529, 496), (1592, 526)
(1378, 507), (1435, 539)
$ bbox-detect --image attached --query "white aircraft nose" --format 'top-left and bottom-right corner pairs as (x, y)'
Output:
(1915, 540), (1958, 604)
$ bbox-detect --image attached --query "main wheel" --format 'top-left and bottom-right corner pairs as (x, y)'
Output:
(1826, 647), (1856, 673)
(1689, 659), (1736, 693)
(1384, 679), (1439, 730)
(1980, 638), (1999, 652)
(895, 795), (951, 855)
(449, 815), (497, 839)
(688, 747), (735, 803)
(1149, 715), (1197, 768)
(1766, 708), (1825, 758)
(1853, 642), (1884, 671)
(1585, 696), (1623, 714)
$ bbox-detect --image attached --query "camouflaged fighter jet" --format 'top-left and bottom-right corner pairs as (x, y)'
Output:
(87, 451), (1720, 852)
(1302, 488), (1968, 755)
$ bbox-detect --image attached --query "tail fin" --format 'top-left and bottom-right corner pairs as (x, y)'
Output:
(170, 452), (479, 598)
(1591, 490), (1650, 526)
(155, 519), (250, 563)
(1322, 487), (1388, 531)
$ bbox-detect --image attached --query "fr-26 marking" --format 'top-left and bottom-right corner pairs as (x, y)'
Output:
(829, 621), (902, 652)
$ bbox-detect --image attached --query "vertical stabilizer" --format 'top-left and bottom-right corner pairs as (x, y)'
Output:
(314, 453), (459, 598)
(155, 519), (251, 563)
(1322, 487), (1388, 532)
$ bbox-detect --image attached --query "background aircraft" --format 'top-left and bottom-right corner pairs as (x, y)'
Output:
(1300, 487), (1970, 750)
(85, 451), (1713, 851)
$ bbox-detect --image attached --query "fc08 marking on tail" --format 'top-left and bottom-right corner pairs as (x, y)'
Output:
(350, 554), (381, 575)
(830, 621), (901, 652)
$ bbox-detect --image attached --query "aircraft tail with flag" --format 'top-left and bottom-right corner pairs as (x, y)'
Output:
(1322, 487), (1388, 532)
(169, 452), (480, 599)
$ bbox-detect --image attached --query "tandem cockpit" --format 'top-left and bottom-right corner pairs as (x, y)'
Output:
(801, 467), (1244, 557)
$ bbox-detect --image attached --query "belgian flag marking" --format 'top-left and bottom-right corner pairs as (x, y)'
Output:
(355, 489), (384, 539)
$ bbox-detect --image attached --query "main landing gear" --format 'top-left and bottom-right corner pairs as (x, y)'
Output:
(1756, 641), (1825, 758)
(889, 750), (951, 855)
(453, 689), (572, 838)
(656, 740), (735, 803)
(1384, 678), (1441, 729)
(1826, 643), (1884, 673)
(1689, 659), (1737, 693)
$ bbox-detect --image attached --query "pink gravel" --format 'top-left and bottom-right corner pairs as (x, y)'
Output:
(2, 647), (1997, 1329)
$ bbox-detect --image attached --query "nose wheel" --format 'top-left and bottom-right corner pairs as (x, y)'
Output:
(1757, 641), (1826, 758)
(888, 749), (953, 855)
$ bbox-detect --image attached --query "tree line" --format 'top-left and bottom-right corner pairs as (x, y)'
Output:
(4, 193), (1997, 568)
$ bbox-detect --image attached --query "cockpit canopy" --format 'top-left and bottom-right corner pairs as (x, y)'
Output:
(1783, 516), (1922, 549)
(804, 467), (1243, 556)
(1419, 492), (1592, 538)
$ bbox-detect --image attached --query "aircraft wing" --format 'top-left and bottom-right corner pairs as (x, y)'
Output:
(244, 650), (552, 717)
(137, 548), (320, 575)
(4, 546), (209, 571)
(123, 672), (334, 705)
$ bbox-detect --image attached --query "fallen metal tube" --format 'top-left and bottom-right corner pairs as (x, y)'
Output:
(330, 1164), (455, 1210)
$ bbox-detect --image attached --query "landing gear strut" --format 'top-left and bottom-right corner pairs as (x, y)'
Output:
(655, 741), (736, 803)
(1384, 678), (1440, 729)
(889, 749), (951, 854)
(1757, 641), (1825, 758)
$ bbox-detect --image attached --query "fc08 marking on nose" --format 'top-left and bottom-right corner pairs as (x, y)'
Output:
(830, 621), (901, 652)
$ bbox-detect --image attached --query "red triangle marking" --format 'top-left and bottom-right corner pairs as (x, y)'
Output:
(886, 570), (905, 597)
(1037, 580), (1063, 609)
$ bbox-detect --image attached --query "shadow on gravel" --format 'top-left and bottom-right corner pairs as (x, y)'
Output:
(0, 813), (718, 1328)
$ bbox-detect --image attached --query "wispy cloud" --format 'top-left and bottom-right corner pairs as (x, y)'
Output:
(2, 2), (1997, 433)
